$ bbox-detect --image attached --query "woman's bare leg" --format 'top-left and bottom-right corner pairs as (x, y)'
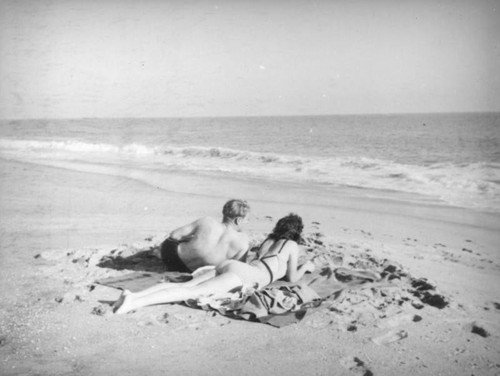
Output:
(128, 269), (218, 299)
(114, 272), (242, 314)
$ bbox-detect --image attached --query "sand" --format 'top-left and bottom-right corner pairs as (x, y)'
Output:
(1, 158), (500, 376)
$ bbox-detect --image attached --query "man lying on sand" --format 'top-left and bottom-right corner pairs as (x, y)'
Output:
(159, 199), (251, 273)
(115, 214), (314, 314)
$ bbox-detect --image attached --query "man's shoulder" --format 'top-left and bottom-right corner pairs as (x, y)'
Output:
(237, 231), (250, 241)
(232, 231), (249, 248)
(195, 216), (220, 227)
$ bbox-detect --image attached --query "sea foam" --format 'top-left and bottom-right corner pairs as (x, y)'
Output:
(1, 139), (499, 212)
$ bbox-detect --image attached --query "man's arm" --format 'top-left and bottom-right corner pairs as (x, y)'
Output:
(169, 220), (199, 242)
(231, 234), (250, 262)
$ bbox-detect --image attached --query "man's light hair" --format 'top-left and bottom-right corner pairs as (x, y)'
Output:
(222, 199), (250, 220)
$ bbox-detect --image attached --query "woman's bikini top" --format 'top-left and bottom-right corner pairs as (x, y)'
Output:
(256, 238), (289, 283)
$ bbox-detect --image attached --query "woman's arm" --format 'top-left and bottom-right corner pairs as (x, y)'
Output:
(285, 241), (315, 283)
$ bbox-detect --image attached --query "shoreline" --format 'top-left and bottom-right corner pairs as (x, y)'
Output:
(1, 158), (500, 375)
(4, 156), (500, 226)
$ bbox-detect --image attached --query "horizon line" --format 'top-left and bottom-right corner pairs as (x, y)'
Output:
(2, 110), (499, 122)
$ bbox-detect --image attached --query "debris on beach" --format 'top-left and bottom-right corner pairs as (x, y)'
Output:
(471, 324), (490, 338)
(465, 322), (490, 338)
(371, 329), (408, 345)
(409, 278), (449, 309)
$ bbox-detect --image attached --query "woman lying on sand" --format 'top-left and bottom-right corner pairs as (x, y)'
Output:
(114, 213), (315, 314)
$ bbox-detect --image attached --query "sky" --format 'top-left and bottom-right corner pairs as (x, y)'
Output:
(0, 0), (499, 119)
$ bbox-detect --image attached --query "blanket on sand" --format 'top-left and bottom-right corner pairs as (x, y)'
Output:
(199, 267), (382, 327)
(95, 267), (384, 327)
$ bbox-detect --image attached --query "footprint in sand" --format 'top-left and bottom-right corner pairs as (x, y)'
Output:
(361, 230), (373, 237)
(0, 335), (8, 347)
(91, 304), (112, 317)
(433, 243), (446, 249)
(157, 313), (169, 324)
(339, 356), (373, 376)
(377, 313), (422, 329)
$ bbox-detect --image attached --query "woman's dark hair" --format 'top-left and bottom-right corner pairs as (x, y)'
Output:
(268, 213), (303, 242)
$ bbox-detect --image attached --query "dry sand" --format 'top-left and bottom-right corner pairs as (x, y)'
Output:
(1, 159), (500, 376)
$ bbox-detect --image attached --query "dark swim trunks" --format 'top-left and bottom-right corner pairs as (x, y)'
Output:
(160, 238), (192, 273)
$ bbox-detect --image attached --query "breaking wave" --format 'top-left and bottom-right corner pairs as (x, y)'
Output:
(1, 139), (499, 212)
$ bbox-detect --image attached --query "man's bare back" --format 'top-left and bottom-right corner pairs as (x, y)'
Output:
(161, 200), (250, 272)
(170, 217), (249, 271)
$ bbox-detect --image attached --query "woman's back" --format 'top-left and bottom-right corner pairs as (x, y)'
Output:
(252, 238), (292, 283)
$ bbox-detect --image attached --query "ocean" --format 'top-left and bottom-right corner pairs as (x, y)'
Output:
(1, 113), (499, 213)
